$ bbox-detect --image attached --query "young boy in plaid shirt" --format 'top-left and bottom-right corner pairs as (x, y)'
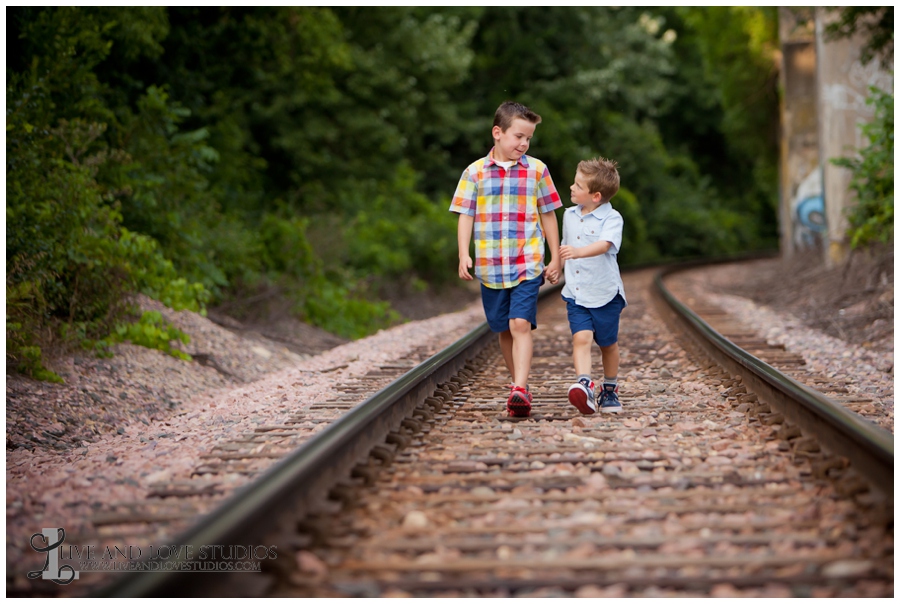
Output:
(450, 101), (562, 418)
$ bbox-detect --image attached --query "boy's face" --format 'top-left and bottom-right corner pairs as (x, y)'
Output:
(570, 170), (603, 208)
(491, 118), (536, 163)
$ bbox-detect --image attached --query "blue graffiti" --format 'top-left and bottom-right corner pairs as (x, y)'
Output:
(795, 195), (826, 232)
(791, 168), (827, 249)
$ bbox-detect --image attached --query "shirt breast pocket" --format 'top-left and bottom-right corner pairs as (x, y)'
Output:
(580, 223), (601, 243)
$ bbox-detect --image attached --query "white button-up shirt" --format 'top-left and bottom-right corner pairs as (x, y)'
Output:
(560, 203), (627, 308)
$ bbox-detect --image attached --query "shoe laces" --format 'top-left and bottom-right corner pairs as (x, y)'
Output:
(601, 386), (619, 403)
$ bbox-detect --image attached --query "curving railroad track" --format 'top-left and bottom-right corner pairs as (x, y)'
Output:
(86, 262), (894, 597)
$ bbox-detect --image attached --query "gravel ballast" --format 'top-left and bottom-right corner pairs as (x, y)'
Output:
(6, 260), (893, 589)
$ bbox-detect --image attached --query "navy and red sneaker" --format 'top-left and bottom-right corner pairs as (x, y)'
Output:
(506, 385), (532, 418)
(599, 383), (622, 413)
(567, 377), (597, 415)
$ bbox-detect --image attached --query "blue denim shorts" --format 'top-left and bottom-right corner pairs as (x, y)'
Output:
(563, 293), (625, 347)
(481, 276), (543, 333)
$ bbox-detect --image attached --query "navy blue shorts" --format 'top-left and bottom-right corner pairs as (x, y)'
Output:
(563, 293), (625, 347)
(481, 276), (543, 333)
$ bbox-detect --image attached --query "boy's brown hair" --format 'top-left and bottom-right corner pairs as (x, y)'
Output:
(493, 101), (542, 131)
(577, 157), (620, 201)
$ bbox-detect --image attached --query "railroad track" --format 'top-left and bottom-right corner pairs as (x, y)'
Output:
(84, 263), (892, 597)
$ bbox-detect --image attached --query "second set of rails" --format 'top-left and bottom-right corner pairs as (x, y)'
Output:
(89, 261), (893, 597)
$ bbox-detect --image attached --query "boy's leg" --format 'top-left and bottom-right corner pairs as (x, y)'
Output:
(599, 342), (619, 382)
(568, 330), (598, 414)
(508, 318), (533, 387)
(598, 342), (622, 413)
(496, 323), (535, 388)
(506, 318), (534, 417)
(505, 276), (541, 387)
(592, 294), (625, 413)
(505, 277), (541, 417)
(564, 296), (598, 414)
(498, 330), (514, 382)
(482, 284), (515, 380)
(572, 330), (594, 376)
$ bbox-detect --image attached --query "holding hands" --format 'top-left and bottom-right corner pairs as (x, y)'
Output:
(544, 258), (561, 285)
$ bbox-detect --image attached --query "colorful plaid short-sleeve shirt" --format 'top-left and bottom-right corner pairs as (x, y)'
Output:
(449, 149), (562, 289)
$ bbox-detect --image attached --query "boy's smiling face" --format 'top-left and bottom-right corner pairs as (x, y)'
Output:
(491, 118), (536, 163)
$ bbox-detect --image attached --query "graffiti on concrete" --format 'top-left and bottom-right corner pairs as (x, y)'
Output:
(821, 60), (893, 149)
(792, 167), (827, 248)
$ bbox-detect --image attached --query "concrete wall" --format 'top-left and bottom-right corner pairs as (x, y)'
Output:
(814, 8), (893, 266)
(778, 8), (821, 257)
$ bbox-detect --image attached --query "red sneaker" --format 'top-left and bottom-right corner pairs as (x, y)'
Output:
(507, 385), (532, 418)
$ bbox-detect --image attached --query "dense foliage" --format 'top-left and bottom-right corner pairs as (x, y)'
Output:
(824, 7), (894, 250)
(832, 86), (894, 249)
(8, 7), (787, 378)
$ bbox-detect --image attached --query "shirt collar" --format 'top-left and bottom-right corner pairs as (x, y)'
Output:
(487, 147), (529, 168)
(576, 202), (612, 219)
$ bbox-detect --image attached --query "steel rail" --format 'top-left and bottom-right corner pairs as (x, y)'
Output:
(653, 265), (893, 495)
(95, 260), (893, 596)
(96, 283), (559, 597)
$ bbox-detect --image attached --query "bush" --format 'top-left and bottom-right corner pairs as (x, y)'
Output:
(612, 187), (658, 266)
(6, 88), (208, 379)
(258, 212), (319, 280)
(301, 276), (400, 340)
(7, 113), (123, 376)
(118, 229), (211, 313)
(831, 86), (893, 248)
(106, 311), (192, 361)
(343, 164), (458, 283)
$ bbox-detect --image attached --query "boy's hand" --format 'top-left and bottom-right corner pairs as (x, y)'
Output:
(559, 245), (579, 261)
(458, 255), (474, 280)
(544, 258), (561, 285)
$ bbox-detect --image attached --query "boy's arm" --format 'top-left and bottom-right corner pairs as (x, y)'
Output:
(540, 210), (561, 285)
(560, 212), (622, 261)
(560, 239), (613, 261)
(450, 165), (478, 281)
(534, 164), (562, 283)
(457, 213), (475, 281)
(559, 213), (568, 269)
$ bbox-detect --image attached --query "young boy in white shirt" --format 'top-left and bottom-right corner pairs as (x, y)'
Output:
(559, 157), (627, 414)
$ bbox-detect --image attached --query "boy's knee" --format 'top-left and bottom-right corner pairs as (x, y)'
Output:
(509, 318), (531, 334)
(573, 330), (594, 346)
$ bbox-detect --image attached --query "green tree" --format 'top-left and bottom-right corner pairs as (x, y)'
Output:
(6, 7), (207, 378)
(825, 7), (894, 68)
(8, 6), (798, 378)
(679, 7), (780, 246)
(456, 7), (770, 263)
